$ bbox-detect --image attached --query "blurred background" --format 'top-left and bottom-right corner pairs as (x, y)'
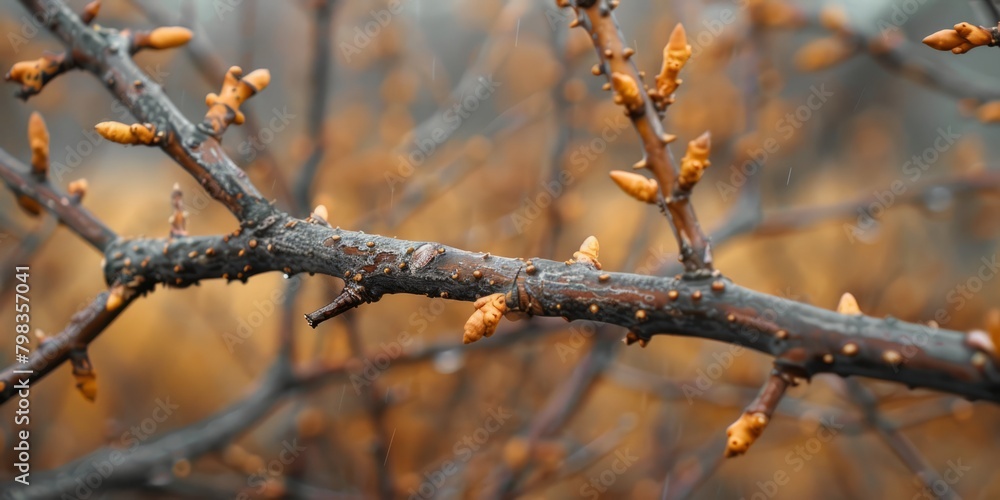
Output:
(2, 0), (1000, 498)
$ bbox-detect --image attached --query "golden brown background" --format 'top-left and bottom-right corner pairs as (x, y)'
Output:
(1, 0), (1000, 498)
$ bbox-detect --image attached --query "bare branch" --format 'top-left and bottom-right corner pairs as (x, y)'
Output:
(565, 0), (714, 274)
(5, 0), (1000, 468)
(724, 370), (792, 457)
(0, 146), (116, 251)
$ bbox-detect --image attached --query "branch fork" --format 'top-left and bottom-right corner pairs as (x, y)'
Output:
(566, 0), (714, 274)
(3, 0), (1000, 472)
(200, 66), (271, 137)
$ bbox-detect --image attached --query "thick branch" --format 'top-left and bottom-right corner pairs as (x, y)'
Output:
(7, 0), (999, 452)
(92, 216), (1000, 403)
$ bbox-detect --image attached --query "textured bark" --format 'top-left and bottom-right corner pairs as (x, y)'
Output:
(95, 218), (1000, 402)
(3, 0), (999, 412)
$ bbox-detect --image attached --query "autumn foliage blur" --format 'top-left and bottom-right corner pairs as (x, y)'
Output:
(2, 0), (1000, 498)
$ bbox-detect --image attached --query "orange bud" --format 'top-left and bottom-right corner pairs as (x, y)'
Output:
(609, 170), (659, 204)
(27, 112), (49, 179)
(923, 23), (994, 54)
(573, 235), (601, 269)
(312, 204), (329, 222)
(463, 293), (507, 344)
(679, 131), (711, 190)
(241, 68), (271, 93)
(94, 121), (158, 145)
(67, 179), (89, 200)
(922, 29), (966, 51)
(106, 286), (125, 311)
(725, 412), (768, 457)
(836, 292), (861, 315)
(5, 54), (64, 93)
(74, 371), (97, 401)
(977, 101), (1000, 123)
(133, 123), (157, 144)
(142, 26), (193, 50)
(954, 22), (992, 46)
(610, 72), (644, 112)
(654, 23), (692, 103)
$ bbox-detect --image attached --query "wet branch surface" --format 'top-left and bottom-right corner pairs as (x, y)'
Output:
(0, 0), (997, 411)
(2, 0), (1000, 495)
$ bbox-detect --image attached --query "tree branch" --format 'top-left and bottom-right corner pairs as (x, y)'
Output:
(0, 288), (144, 403)
(566, 0), (714, 273)
(4, 0), (1000, 468)
(0, 146), (116, 251)
(91, 221), (1000, 403)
